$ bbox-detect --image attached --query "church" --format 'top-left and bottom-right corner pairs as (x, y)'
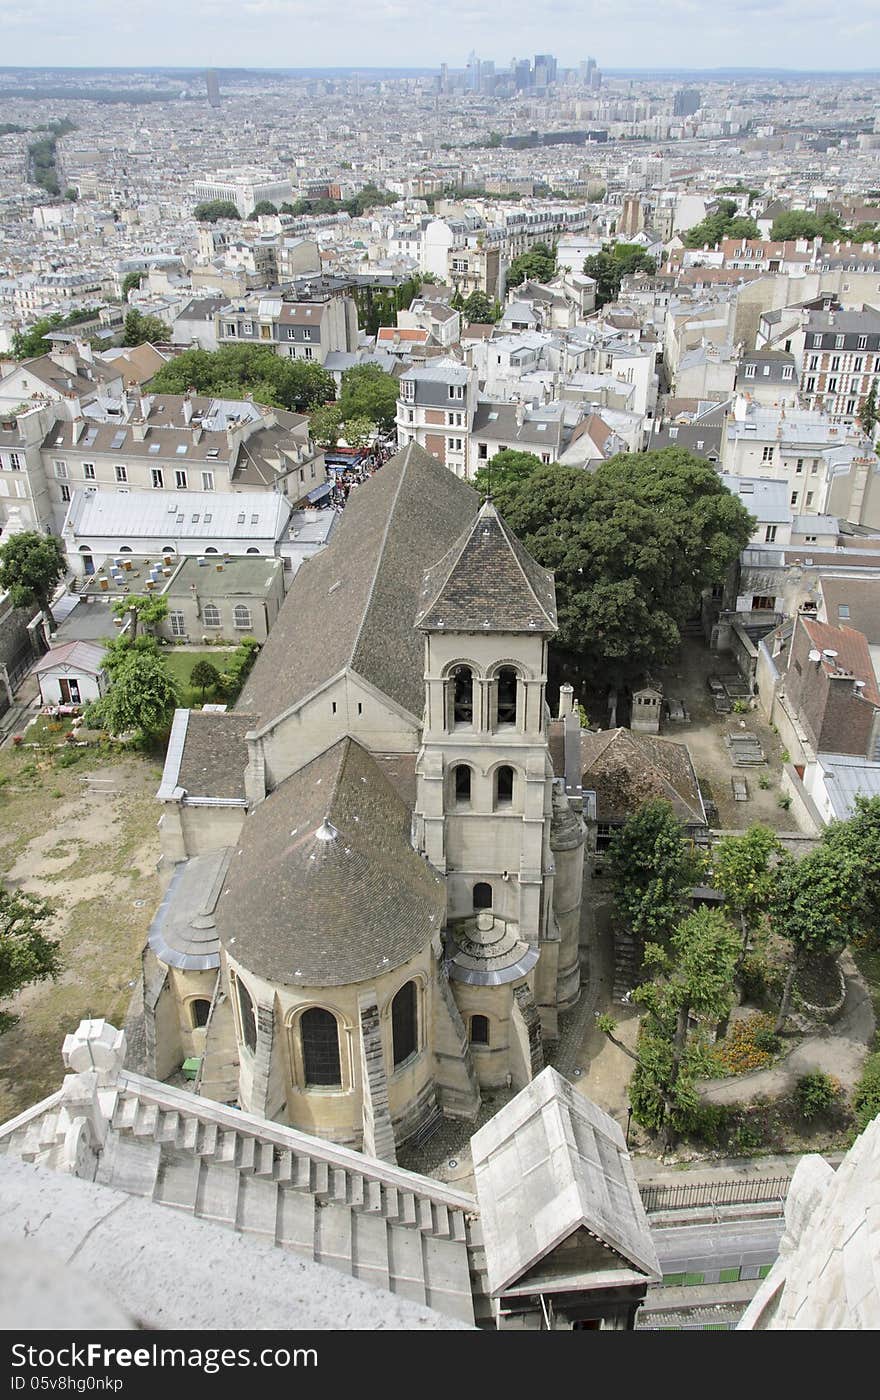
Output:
(147, 441), (587, 1159)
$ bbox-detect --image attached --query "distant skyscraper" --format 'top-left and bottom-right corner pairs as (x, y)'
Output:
(514, 59), (531, 91)
(673, 88), (701, 117)
(533, 53), (556, 91)
(205, 70), (220, 107)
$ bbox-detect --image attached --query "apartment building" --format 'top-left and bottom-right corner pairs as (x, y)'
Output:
(216, 280), (358, 364)
(193, 170), (293, 219)
(796, 308), (880, 423)
(396, 362), (476, 478)
(721, 397), (865, 518)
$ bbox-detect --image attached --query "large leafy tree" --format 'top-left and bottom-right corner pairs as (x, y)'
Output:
(769, 210), (845, 242)
(87, 652), (180, 740)
(491, 448), (754, 688)
(148, 346), (335, 414)
(607, 798), (704, 948)
(683, 200), (760, 248)
(770, 845), (860, 1030)
(13, 314), (63, 359)
(711, 824), (784, 957)
(461, 290), (500, 324)
(506, 241), (557, 288)
(473, 449), (543, 499)
(583, 244), (657, 307)
(123, 309), (170, 346)
(193, 200), (240, 222)
(599, 907), (740, 1144)
(111, 594), (168, 640)
(859, 384), (877, 441)
(337, 364), (399, 433)
(121, 271), (142, 301)
(0, 887), (61, 1034)
(0, 531), (65, 630)
(821, 796), (880, 947)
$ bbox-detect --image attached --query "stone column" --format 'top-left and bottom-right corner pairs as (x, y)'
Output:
(358, 992), (396, 1163)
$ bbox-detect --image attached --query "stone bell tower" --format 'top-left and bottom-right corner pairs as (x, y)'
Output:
(412, 499), (582, 1085)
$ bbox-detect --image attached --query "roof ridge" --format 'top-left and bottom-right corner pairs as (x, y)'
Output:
(413, 505), (479, 626)
(493, 511), (557, 628)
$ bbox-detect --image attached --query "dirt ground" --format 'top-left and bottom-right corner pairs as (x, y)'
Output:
(0, 745), (163, 1121)
(652, 638), (801, 833)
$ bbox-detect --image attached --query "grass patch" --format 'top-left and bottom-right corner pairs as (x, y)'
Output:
(163, 648), (234, 708)
(24, 715), (75, 746)
(851, 944), (880, 1051)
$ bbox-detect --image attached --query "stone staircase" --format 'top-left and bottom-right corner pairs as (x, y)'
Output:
(612, 929), (642, 1003)
(0, 1070), (478, 1325)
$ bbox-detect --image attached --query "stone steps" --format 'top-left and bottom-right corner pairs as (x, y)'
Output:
(108, 1089), (476, 1324)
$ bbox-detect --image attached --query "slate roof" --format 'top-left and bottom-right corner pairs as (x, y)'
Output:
(819, 577), (880, 645)
(33, 641), (106, 676)
(415, 500), (557, 635)
(215, 737), (446, 987)
(800, 618), (880, 707)
(238, 442), (479, 726)
(174, 711), (257, 801)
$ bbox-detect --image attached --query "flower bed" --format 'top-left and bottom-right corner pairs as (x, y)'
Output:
(713, 1012), (779, 1075)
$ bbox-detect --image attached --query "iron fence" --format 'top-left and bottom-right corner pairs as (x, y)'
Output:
(640, 1175), (791, 1213)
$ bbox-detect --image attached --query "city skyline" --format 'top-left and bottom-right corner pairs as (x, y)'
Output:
(0, 1), (878, 73)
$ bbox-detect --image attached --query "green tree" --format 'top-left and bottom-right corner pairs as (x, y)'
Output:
(102, 631), (162, 678)
(506, 241), (557, 288)
(0, 886), (61, 1034)
(193, 200), (240, 222)
(64, 187), (78, 202)
(583, 245), (657, 308)
(770, 845), (859, 1030)
(599, 907), (740, 1144)
(309, 403), (343, 448)
(461, 290), (499, 324)
(711, 824), (784, 959)
(338, 364), (399, 433)
(822, 795), (880, 946)
(473, 448), (543, 500)
(683, 201), (760, 248)
(111, 594), (168, 640)
(190, 659), (221, 701)
(859, 383), (878, 440)
(0, 531), (65, 630)
(248, 200), (278, 218)
(121, 270), (142, 301)
(12, 314), (63, 359)
(123, 309), (170, 346)
(87, 651), (180, 740)
(148, 347), (335, 414)
(490, 448), (755, 689)
(853, 1052), (880, 1132)
(339, 415), (375, 449)
(607, 799), (704, 948)
(769, 210), (845, 242)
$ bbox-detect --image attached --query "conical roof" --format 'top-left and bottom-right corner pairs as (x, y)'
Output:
(415, 500), (557, 635)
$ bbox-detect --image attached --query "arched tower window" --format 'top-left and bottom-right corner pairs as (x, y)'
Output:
(495, 765), (514, 807)
(470, 1015), (490, 1046)
(452, 665), (473, 726)
(453, 764), (471, 804)
(189, 998), (211, 1029)
(473, 881), (493, 911)
(300, 1007), (342, 1087)
(236, 978), (257, 1053)
(496, 667), (519, 726)
(391, 981), (418, 1068)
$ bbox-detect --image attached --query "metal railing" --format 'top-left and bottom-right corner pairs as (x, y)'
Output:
(640, 1174), (791, 1213)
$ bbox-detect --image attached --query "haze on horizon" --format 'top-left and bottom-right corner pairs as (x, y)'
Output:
(0, 0), (877, 76)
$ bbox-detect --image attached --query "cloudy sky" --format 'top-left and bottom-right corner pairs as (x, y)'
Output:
(0, 0), (878, 72)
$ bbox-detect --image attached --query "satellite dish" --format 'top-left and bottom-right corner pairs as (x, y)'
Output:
(808, 649), (821, 662)
(823, 649), (838, 660)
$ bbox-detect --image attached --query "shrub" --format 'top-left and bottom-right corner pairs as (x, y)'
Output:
(853, 1052), (880, 1132)
(738, 949), (784, 1006)
(54, 748), (82, 769)
(758, 775), (770, 789)
(732, 699), (749, 714)
(684, 1102), (730, 1146)
(796, 1071), (839, 1120)
(780, 748), (790, 763)
(777, 794), (792, 810)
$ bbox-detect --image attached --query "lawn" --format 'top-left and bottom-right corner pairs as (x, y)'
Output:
(162, 647), (235, 708)
(0, 743), (163, 1121)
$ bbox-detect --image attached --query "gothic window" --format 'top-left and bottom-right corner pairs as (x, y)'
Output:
(301, 1008), (342, 1087)
(470, 1015), (489, 1046)
(453, 764), (471, 804)
(496, 667), (518, 726)
(473, 882), (493, 910)
(452, 665), (473, 725)
(189, 998), (211, 1029)
(236, 978), (257, 1053)
(391, 981), (418, 1068)
(495, 765), (514, 807)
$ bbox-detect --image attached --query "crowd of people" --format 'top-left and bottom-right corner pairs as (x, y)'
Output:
(326, 440), (397, 512)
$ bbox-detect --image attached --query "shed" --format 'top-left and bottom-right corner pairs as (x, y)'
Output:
(33, 641), (107, 707)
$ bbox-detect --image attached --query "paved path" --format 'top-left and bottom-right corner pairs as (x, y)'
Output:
(699, 954), (875, 1107)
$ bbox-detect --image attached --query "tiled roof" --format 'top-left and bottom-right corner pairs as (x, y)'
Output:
(801, 618), (880, 707)
(175, 711), (256, 800)
(415, 501), (557, 634)
(215, 737), (446, 987)
(238, 442), (478, 726)
(579, 727), (705, 825)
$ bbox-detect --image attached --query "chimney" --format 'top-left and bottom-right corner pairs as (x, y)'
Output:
(72, 418), (87, 445)
(183, 398), (193, 426)
(132, 421), (148, 442)
(192, 426), (203, 444)
(557, 683), (574, 719)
